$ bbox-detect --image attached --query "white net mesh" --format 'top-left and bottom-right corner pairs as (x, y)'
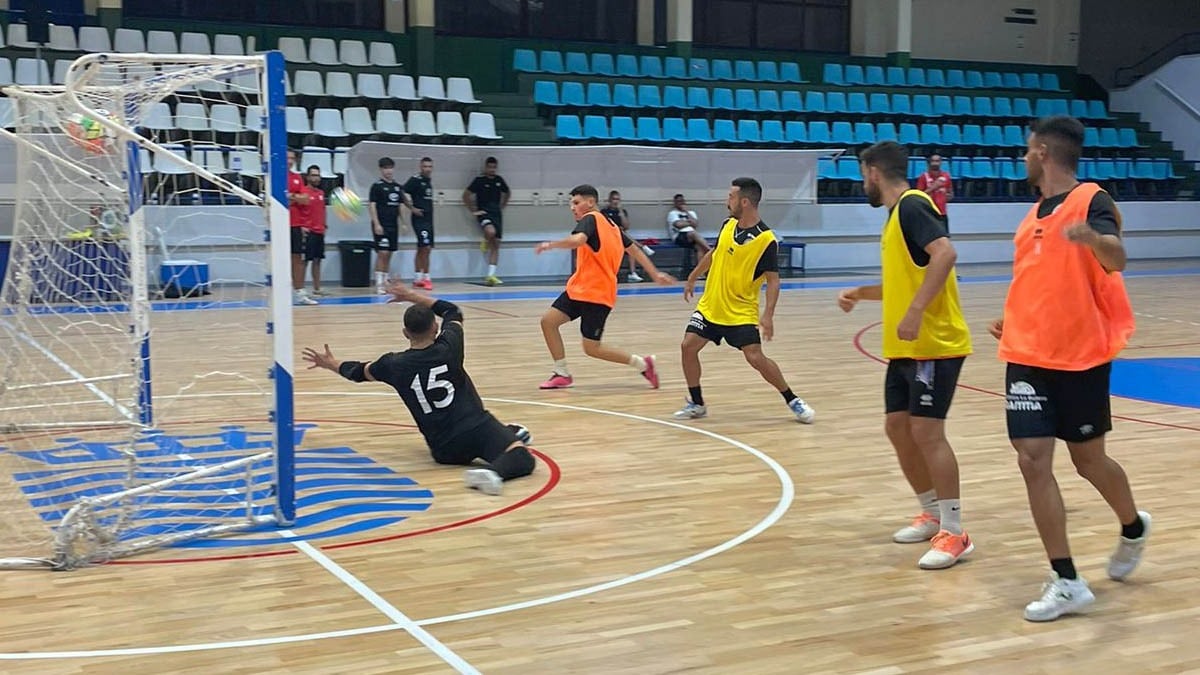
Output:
(0, 54), (287, 569)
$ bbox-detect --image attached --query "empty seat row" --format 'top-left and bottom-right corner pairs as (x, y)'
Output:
(4, 23), (255, 55)
(514, 49), (807, 83)
(823, 63), (1063, 92)
(819, 156), (1178, 183)
(287, 106), (501, 141)
(289, 72), (479, 104)
(277, 36), (399, 67)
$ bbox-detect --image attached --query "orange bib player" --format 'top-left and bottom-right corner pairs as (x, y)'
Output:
(535, 184), (674, 390)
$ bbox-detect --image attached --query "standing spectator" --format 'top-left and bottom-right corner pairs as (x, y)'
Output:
(369, 157), (405, 295)
(463, 156), (510, 286)
(287, 148), (316, 305)
(916, 155), (953, 231)
(302, 165), (328, 296)
(667, 193), (711, 258)
(600, 190), (642, 282)
(403, 157), (435, 290)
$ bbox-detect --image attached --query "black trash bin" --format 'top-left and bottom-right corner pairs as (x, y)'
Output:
(337, 240), (375, 288)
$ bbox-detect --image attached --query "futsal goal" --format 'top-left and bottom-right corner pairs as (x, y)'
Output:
(0, 52), (295, 569)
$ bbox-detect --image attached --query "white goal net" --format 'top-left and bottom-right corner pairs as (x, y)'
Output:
(0, 52), (295, 569)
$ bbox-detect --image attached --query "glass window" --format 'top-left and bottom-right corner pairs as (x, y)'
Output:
(123, 0), (384, 29)
(694, 0), (848, 52)
(438, 0), (636, 43)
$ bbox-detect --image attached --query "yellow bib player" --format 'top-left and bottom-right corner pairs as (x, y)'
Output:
(675, 177), (815, 424)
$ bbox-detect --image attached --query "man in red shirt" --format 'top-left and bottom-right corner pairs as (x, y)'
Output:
(301, 164), (328, 296)
(916, 155), (952, 231)
(287, 148), (317, 305)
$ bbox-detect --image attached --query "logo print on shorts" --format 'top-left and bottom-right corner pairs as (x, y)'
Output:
(1009, 381), (1036, 396)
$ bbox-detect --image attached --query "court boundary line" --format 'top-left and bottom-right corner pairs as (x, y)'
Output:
(0, 397), (794, 660)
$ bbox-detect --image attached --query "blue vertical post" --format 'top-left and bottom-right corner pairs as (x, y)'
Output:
(126, 139), (152, 426)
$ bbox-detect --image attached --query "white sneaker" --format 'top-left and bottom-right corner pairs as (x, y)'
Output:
(375, 285), (388, 295)
(788, 397), (815, 424)
(1108, 510), (1152, 580)
(893, 512), (941, 543)
(293, 290), (317, 306)
(642, 245), (655, 256)
(673, 400), (707, 419)
(627, 272), (644, 282)
(464, 468), (503, 496)
(1024, 573), (1095, 622)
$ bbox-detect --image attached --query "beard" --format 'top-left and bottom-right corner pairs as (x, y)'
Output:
(866, 182), (883, 208)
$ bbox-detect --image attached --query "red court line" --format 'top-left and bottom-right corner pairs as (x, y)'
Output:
(852, 322), (1200, 433)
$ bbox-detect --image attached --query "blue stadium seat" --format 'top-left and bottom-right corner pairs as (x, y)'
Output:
(941, 124), (963, 146)
(1130, 158), (1156, 180)
(712, 59), (735, 80)
(616, 54), (640, 77)
(714, 120), (744, 144)
(1087, 100), (1109, 119)
(1069, 99), (1089, 119)
(1076, 158), (1092, 180)
(932, 95), (953, 117)
(1002, 72), (1022, 89)
(1012, 98), (1034, 118)
(951, 157), (971, 178)
(844, 64), (865, 85)
(868, 93), (890, 114)
(1041, 73), (1062, 91)
(953, 96), (973, 116)
(891, 94), (911, 116)
(831, 121), (855, 145)
(1118, 128), (1142, 148)
(687, 118), (714, 142)
(927, 69), (946, 87)
(555, 115), (583, 140)
(591, 53), (615, 76)
(638, 84), (665, 109)
(1091, 159), (1116, 180)
(640, 55), (663, 78)
(785, 120), (807, 143)
(1083, 127), (1101, 147)
(513, 49), (539, 72)
(886, 66), (906, 86)
(664, 56), (688, 79)
(998, 157), (1021, 181)
(908, 157), (924, 180)
(973, 96), (994, 117)
(661, 85), (686, 109)
(853, 122), (875, 144)
(587, 82), (613, 107)
(1035, 99), (1069, 117)
(780, 62), (805, 83)
(818, 157), (837, 180)
(712, 87), (735, 110)
(946, 69), (966, 88)
(560, 81), (586, 107)
(837, 158), (863, 181)
(971, 157), (996, 179)
(1003, 125), (1025, 146)
(1021, 72), (1041, 89)
(533, 81), (559, 106)
(847, 92), (869, 114)
(662, 117), (688, 143)
(781, 90), (804, 112)
(919, 124), (941, 145)
(1154, 159), (1178, 180)
(610, 116), (636, 141)
(823, 63), (845, 85)
(962, 124), (984, 146)
(912, 94), (934, 117)
(1098, 127), (1121, 148)
(758, 61), (782, 82)
(898, 123), (920, 145)
(583, 115), (612, 140)
(993, 97), (1013, 117)
(540, 50), (565, 73)
(734, 60), (758, 81)
(966, 71), (985, 88)
(982, 125), (1005, 146)
(612, 84), (637, 108)
(805, 91), (827, 113)
(758, 89), (781, 112)
(762, 120), (786, 144)
(825, 91), (848, 114)
(864, 65), (886, 86)
(689, 58), (714, 80)
(734, 89), (760, 111)
(565, 52), (590, 75)
(636, 117), (664, 142)
(687, 87), (714, 109)
(737, 119), (761, 143)
(807, 121), (831, 144)
(1112, 158), (1131, 179)
(907, 67), (927, 87)
(876, 122), (898, 142)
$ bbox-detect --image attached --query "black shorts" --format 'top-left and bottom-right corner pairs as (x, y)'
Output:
(1006, 362), (1112, 442)
(551, 291), (612, 341)
(304, 231), (325, 261)
(290, 227), (305, 255)
(374, 225), (399, 252)
(477, 210), (503, 239)
(412, 218), (434, 248)
(431, 416), (517, 466)
(685, 310), (760, 350)
(674, 231), (696, 247)
(884, 356), (965, 419)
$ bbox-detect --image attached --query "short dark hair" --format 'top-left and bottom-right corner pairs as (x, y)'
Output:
(1029, 115), (1085, 170)
(673, 193), (684, 200)
(858, 141), (909, 182)
(570, 184), (599, 200)
(608, 190), (620, 198)
(378, 157), (395, 168)
(731, 177), (762, 206)
(404, 305), (436, 335)
(305, 164), (321, 175)
(485, 156), (498, 165)
(420, 156), (433, 163)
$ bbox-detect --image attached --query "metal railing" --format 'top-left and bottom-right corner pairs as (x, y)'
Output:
(1114, 32), (1200, 88)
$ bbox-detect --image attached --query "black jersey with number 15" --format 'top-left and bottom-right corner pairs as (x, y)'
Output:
(367, 321), (491, 450)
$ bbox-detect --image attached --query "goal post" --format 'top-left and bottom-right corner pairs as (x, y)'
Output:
(0, 51), (295, 569)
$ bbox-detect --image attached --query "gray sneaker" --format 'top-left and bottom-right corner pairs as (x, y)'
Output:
(1108, 511), (1152, 581)
(464, 468), (503, 496)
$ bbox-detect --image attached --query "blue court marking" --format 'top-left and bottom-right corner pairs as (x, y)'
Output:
(1112, 357), (1200, 409)
(3, 423), (433, 548)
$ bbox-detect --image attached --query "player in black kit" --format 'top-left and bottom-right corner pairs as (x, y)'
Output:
(301, 285), (537, 495)
(403, 157), (435, 289)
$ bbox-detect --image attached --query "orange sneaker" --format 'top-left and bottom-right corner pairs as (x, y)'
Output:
(918, 530), (974, 569)
(892, 512), (940, 543)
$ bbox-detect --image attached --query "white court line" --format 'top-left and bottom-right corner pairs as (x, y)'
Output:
(287, 536), (480, 675)
(0, 395), (794, 660)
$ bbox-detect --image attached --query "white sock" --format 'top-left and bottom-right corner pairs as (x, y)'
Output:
(917, 489), (939, 519)
(487, 264), (497, 277)
(628, 355), (646, 372)
(553, 359), (570, 377)
(939, 499), (962, 534)
(375, 271), (386, 286)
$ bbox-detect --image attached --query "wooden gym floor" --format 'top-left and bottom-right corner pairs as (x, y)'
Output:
(1, 261), (1198, 674)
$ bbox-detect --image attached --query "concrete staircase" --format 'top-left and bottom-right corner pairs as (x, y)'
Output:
(482, 92), (553, 145)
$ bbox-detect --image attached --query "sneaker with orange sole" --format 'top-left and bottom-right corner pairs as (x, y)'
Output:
(893, 512), (941, 543)
(918, 530), (974, 569)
